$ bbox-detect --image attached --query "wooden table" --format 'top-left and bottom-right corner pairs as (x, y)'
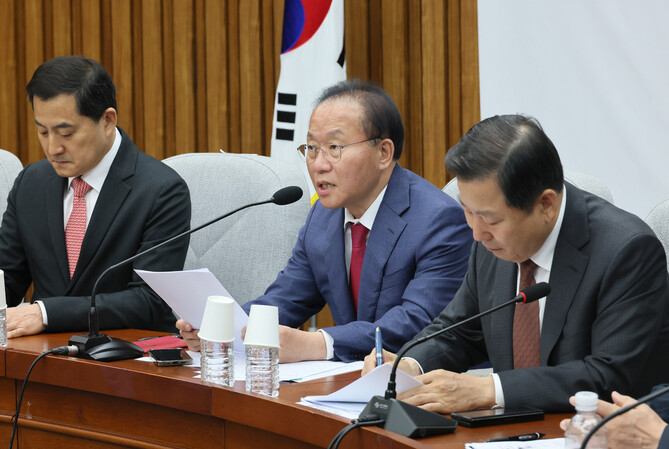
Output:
(0, 330), (567, 448)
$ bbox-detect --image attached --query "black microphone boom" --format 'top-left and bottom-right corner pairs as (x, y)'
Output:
(68, 186), (304, 361)
(358, 282), (551, 438)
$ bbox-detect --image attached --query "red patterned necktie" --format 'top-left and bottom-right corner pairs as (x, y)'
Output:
(350, 223), (369, 312)
(513, 259), (540, 368)
(65, 177), (92, 278)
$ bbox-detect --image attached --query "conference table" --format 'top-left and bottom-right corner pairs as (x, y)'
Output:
(0, 330), (567, 448)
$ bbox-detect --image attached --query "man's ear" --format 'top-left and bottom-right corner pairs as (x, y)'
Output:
(537, 189), (560, 222)
(378, 138), (395, 169)
(101, 108), (117, 135)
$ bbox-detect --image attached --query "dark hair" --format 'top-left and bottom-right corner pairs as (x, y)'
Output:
(26, 55), (117, 121)
(315, 79), (404, 160)
(445, 114), (563, 212)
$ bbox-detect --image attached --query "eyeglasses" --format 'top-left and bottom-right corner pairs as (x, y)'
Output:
(297, 137), (381, 164)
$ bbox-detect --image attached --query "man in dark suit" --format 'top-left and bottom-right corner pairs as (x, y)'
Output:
(2, 55), (190, 337)
(177, 80), (473, 362)
(363, 114), (669, 412)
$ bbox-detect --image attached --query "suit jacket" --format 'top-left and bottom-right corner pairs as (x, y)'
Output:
(244, 164), (473, 361)
(0, 128), (191, 333)
(404, 183), (669, 412)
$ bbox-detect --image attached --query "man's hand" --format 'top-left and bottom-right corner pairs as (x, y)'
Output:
(361, 348), (422, 376)
(560, 392), (667, 449)
(398, 370), (496, 414)
(276, 325), (326, 363)
(176, 319), (201, 351)
(6, 304), (46, 338)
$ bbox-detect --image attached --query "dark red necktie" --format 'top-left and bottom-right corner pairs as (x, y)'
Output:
(65, 177), (92, 278)
(350, 223), (369, 312)
(513, 259), (540, 368)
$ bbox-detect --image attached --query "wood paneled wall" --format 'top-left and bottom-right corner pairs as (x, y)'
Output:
(0, 0), (479, 188)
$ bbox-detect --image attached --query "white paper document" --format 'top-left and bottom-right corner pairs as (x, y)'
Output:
(299, 363), (424, 419)
(135, 268), (248, 352)
(465, 438), (565, 448)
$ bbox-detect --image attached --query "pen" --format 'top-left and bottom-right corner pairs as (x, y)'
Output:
(375, 327), (383, 367)
(485, 432), (545, 442)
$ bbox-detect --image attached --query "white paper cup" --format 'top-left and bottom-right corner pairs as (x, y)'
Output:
(198, 296), (235, 343)
(243, 304), (280, 348)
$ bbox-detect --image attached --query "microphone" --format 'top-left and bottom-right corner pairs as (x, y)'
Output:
(68, 186), (304, 361)
(358, 282), (551, 438)
(579, 385), (669, 449)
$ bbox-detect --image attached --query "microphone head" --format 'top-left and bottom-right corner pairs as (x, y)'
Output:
(271, 186), (303, 205)
(519, 282), (551, 303)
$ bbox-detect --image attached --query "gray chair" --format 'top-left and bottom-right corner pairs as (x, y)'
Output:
(645, 199), (669, 270)
(0, 149), (23, 215)
(163, 152), (311, 305)
(442, 170), (614, 204)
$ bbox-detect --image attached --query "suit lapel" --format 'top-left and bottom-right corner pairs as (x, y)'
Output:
(70, 129), (135, 288)
(357, 165), (408, 321)
(488, 259), (518, 371)
(46, 173), (69, 281)
(540, 183), (589, 364)
(324, 208), (355, 324)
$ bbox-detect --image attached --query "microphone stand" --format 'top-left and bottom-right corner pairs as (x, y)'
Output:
(69, 187), (302, 360)
(358, 283), (550, 438)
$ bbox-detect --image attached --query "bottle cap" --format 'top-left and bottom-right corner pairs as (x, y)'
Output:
(574, 391), (599, 412)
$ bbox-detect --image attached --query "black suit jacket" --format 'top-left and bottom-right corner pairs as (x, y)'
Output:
(404, 183), (669, 411)
(0, 128), (191, 332)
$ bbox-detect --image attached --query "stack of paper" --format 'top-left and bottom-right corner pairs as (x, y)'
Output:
(299, 364), (424, 419)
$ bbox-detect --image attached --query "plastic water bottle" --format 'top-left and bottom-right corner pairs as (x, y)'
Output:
(200, 339), (234, 387)
(245, 346), (279, 397)
(565, 391), (608, 449)
(0, 307), (7, 347)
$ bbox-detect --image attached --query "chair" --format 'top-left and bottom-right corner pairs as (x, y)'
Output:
(0, 149), (23, 215)
(442, 171), (614, 204)
(163, 152), (311, 305)
(645, 199), (669, 270)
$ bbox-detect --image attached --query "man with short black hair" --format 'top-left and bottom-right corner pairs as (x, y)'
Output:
(178, 80), (473, 362)
(364, 114), (669, 412)
(2, 55), (190, 337)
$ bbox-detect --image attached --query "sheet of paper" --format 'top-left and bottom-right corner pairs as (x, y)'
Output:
(465, 438), (565, 449)
(302, 363), (423, 404)
(135, 268), (248, 352)
(138, 353), (363, 384)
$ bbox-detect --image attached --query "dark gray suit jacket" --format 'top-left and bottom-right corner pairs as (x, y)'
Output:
(404, 183), (669, 412)
(0, 128), (191, 333)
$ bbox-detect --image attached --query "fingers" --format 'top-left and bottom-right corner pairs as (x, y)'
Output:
(176, 319), (192, 332)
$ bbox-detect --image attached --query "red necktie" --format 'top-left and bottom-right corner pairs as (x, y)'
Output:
(65, 177), (92, 278)
(513, 259), (540, 369)
(350, 223), (369, 312)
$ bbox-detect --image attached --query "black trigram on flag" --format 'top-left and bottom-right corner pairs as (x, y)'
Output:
(275, 93), (297, 141)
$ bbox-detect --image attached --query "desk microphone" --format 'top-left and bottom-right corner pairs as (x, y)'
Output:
(358, 282), (551, 438)
(68, 186), (304, 361)
(579, 384), (669, 449)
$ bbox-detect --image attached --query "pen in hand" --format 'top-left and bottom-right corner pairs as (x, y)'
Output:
(375, 327), (383, 367)
(485, 432), (545, 442)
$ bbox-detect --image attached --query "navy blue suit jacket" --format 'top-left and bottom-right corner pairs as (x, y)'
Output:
(244, 164), (473, 361)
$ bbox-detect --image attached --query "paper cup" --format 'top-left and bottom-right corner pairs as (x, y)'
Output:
(198, 296), (235, 343)
(243, 304), (280, 348)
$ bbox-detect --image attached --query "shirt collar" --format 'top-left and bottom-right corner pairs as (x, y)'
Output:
(68, 127), (121, 192)
(528, 185), (567, 273)
(343, 185), (388, 231)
